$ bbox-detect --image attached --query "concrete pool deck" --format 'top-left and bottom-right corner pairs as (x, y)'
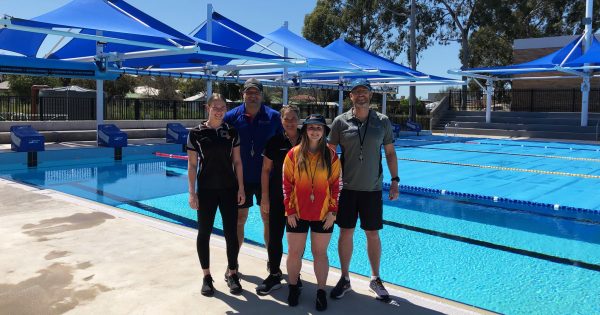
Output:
(0, 177), (494, 315)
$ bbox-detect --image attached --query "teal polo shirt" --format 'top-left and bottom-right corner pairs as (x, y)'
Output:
(328, 109), (394, 191)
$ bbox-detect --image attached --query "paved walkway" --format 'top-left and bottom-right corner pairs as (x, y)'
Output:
(0, 178), (493, 315)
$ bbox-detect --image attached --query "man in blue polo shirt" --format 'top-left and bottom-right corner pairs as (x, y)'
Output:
(224, 78), (283, 270)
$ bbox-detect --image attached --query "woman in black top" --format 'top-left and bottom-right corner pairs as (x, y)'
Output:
(187, 93), (245, 296)
(256, 105), (301, 295)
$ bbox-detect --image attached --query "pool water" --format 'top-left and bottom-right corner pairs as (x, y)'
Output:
(2, 142), (600, 315)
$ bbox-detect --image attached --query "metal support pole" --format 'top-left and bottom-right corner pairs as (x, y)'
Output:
(581, 0), (593, 126)
(382, 93), (388, 116)
(95, 30), (104, 146)
(338, 76), (344, 115)
(282, 21), (289, 105)
(485, 79), (493, 123)
(408, 0), (417, 121)
(206, 4), (213, 99)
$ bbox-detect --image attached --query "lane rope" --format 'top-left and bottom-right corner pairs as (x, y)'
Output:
(398, 157), (600, 179)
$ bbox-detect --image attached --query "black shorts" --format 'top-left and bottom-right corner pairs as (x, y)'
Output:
(286, 218), (333, 234)
(239, 182), (261, 209)
(337, 189), (383, 230)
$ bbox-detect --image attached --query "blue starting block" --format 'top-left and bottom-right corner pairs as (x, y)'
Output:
(405, 120), (422, 136)
(97, 124), (127, 160)
(166, 123), (188, 152)
(10, 125), (45, 167)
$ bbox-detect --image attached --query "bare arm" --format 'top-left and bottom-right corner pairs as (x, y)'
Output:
(187, 150), (199, 209)
(232, 146), (245, 205)
(384, 143), (400, 201)
(260, 157), (273, 214)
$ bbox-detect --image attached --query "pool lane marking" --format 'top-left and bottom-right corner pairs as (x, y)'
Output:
(67, 182), (265, 247)
(398, 146), (600, 163)
(396, 138), (600, 153)
(398, 157), (600, 179)
(382, 219), (600, 272)
(68, 182), (600, 273)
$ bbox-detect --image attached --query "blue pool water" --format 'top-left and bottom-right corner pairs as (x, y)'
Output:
(1, 139), (600, 315)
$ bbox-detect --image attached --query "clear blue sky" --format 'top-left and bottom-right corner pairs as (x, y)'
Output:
(1, 0), (462, 99)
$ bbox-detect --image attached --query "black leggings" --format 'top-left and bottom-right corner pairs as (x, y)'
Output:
(267, 194), (286, 274)
(196, 188), (239, 271)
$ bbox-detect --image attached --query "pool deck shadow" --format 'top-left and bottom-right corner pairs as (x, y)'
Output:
(0, 178), (494, 315)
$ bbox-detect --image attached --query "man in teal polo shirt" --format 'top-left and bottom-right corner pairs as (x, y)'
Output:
(328, 79), (400, 301)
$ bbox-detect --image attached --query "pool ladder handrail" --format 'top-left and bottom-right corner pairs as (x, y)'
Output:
(444, 121), (459, 137)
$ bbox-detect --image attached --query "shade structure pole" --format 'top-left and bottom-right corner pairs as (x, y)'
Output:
(96, 30), (104, 146)
(382, 92), (387, 116)
(581, 0), (593, 126)
(485, 79), (493, 123)
(206, 4), (213, 99)
(282, 21), (289, 105)
(338, 76), (344, 115)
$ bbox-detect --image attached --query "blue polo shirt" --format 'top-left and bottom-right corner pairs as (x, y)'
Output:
(224, 104), (283, 184)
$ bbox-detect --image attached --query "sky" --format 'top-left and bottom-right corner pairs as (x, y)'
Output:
(0, 0), (462, 99)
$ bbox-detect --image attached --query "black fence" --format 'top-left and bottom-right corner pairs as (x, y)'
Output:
(0, 96), (339, 121)
(447, 89), (600, 112)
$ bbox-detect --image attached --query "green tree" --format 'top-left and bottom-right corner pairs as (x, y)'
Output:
(5, 75), (61, 96)
(71, 74), (137, 99)
(302, 0), (437, 61)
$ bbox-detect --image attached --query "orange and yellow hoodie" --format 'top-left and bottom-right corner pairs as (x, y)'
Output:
(283, 146), (341, 221)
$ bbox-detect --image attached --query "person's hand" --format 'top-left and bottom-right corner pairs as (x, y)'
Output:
(287, 213), (299, 228)
(260, 195), (270, 214)
(389, 181), (399, 201)
(189, 193), (199, 210)
(322, 212), (336, 230)
(237, 188), (246, 206)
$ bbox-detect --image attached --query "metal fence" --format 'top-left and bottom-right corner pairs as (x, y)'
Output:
(447, 89), (600, 112)
(0, 96), (340, 121)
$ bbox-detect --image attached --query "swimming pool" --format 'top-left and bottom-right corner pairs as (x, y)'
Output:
(1, 137), (599, 315)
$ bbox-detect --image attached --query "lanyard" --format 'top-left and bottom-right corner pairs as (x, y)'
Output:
(307, 154), (319, 202)
(357, 110), (370, 163)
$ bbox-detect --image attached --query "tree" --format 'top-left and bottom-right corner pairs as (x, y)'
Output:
(303, 0), (437, 61)
(5, 75), (61, 96)
(71, 74), (137, 99)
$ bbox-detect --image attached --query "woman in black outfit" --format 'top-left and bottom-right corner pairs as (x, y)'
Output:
(187, 93), (245, 296)
(256, 105), (302, 295)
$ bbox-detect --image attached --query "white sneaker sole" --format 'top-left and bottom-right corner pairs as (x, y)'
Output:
(332, 287), (352, 299)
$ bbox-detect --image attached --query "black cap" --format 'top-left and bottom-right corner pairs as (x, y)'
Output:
(243, 78), (263, 92)
(301, 114), (330, 136)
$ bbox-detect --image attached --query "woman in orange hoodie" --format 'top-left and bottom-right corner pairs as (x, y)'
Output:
(283, 114), (341, 311)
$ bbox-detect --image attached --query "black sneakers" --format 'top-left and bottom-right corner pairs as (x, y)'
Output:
(330, 276), (352, 299)
(226, 272), (243, 295)
(316, 289), (327, 311)
(201, 274), (215, 296)
(369, 277), (390, 300)
(256, 272), (283, 295)
(288, 284), (301, 306)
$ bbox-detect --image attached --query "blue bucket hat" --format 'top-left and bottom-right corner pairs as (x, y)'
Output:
(301, 114), (330, 136)
(349, 79), (372, 92)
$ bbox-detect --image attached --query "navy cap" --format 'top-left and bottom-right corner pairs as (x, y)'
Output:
(243, 78), (263, 92)
(301, 114), (330, 136)
(349, 79), (372, 92)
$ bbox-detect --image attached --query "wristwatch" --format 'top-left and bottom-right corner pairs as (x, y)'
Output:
(391, 176), (400, 182)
